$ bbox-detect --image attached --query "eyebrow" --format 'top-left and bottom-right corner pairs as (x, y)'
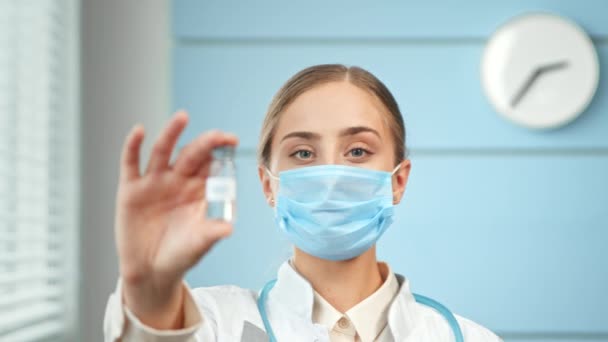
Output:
(280, 131), (321, 142)
(339, 126), (381, 139)
(280, 126), (381, 143)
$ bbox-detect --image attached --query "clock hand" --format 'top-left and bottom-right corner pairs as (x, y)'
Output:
(510, 60), (569, 108)
(538, 60), (569, 73)
(511, 67), (542, 108)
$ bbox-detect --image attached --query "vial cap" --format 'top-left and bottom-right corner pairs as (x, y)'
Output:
(212, 145), (235, 159)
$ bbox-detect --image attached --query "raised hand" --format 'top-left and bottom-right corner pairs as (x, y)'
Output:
(115, 111), (238, 329)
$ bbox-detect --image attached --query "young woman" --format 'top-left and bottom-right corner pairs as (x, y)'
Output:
(104, 64), (502, 341)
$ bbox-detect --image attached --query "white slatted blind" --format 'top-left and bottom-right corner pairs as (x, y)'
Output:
(0, 0), (78, 341)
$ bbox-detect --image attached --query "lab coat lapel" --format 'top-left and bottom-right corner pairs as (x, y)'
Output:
(387, 273), (422, 341)
(265, 260), (330, 341)
(240, 320), (269, 342)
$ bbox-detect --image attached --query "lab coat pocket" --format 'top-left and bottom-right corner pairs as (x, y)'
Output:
(240, 320), (269, 342)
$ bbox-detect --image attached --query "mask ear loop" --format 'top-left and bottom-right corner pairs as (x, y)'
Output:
(390, 163), (403, 204)
(391, 163), (401, 175)
(265, 168), (279, 181)
(265, 168), (279, 206)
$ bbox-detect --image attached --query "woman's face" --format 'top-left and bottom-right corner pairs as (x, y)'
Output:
(258, 81), (411, 205)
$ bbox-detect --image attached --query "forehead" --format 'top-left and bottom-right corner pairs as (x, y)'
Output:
(275, 81), (389, 135)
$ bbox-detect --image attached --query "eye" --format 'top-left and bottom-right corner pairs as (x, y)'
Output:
(291, 149), (314, 160)
(348, 147), (370, 158)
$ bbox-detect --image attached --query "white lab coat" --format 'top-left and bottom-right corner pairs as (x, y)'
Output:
(104, 260), (503, 341)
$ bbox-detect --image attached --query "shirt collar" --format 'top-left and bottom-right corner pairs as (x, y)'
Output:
(311, 291), (344, 334)
(270, 258), (421, 340)
(310, 262), (400, 341)
(344, 262), (399, 341)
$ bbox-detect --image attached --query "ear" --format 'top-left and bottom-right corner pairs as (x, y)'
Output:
(392, 159), (411, 205)
(257, 164), (276, 207)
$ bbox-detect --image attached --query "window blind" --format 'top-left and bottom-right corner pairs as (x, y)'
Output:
(0, 0), (78, 341)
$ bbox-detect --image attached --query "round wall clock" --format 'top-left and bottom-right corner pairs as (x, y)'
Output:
(481, 13), (599, 129)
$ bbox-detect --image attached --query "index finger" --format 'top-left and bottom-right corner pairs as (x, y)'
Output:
(120, 124), (145, 182)
(144, 111), (189, 174)
(173, 130), (239, 176)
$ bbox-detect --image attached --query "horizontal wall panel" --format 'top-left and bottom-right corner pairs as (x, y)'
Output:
(504, 337), (608, 342)
(173, 44), (608, 151)
(186, 154), (608, 333)
(173, 0), (608, 39)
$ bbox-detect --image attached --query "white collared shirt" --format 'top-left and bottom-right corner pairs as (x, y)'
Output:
(104, 259), (503, 342)
(308, 261), (398, 341)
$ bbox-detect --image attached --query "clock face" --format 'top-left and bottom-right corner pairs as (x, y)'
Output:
(481, 13), (599, 129)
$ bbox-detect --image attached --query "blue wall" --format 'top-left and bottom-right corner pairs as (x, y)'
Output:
(171, 1), (608, 340)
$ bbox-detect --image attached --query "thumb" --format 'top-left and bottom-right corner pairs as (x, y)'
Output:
(203, 219), (234, 241)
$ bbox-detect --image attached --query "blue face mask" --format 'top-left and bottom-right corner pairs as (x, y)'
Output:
(266, 164), (400, 261)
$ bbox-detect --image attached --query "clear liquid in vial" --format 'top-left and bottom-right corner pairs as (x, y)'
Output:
(205, 176), (236, 222)
(207, 199), (236, 222)
(206, 146), (236, 222)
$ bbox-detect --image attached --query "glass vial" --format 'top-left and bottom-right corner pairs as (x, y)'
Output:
(205, 146), (236, 222)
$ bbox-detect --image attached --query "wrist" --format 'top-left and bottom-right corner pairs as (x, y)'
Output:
(122, 277), (185, 330)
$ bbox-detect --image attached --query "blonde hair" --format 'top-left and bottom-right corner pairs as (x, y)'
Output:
(257, 64), (406, 167)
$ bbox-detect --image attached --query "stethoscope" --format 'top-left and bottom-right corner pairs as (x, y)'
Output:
(256, 278), (464, 342)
